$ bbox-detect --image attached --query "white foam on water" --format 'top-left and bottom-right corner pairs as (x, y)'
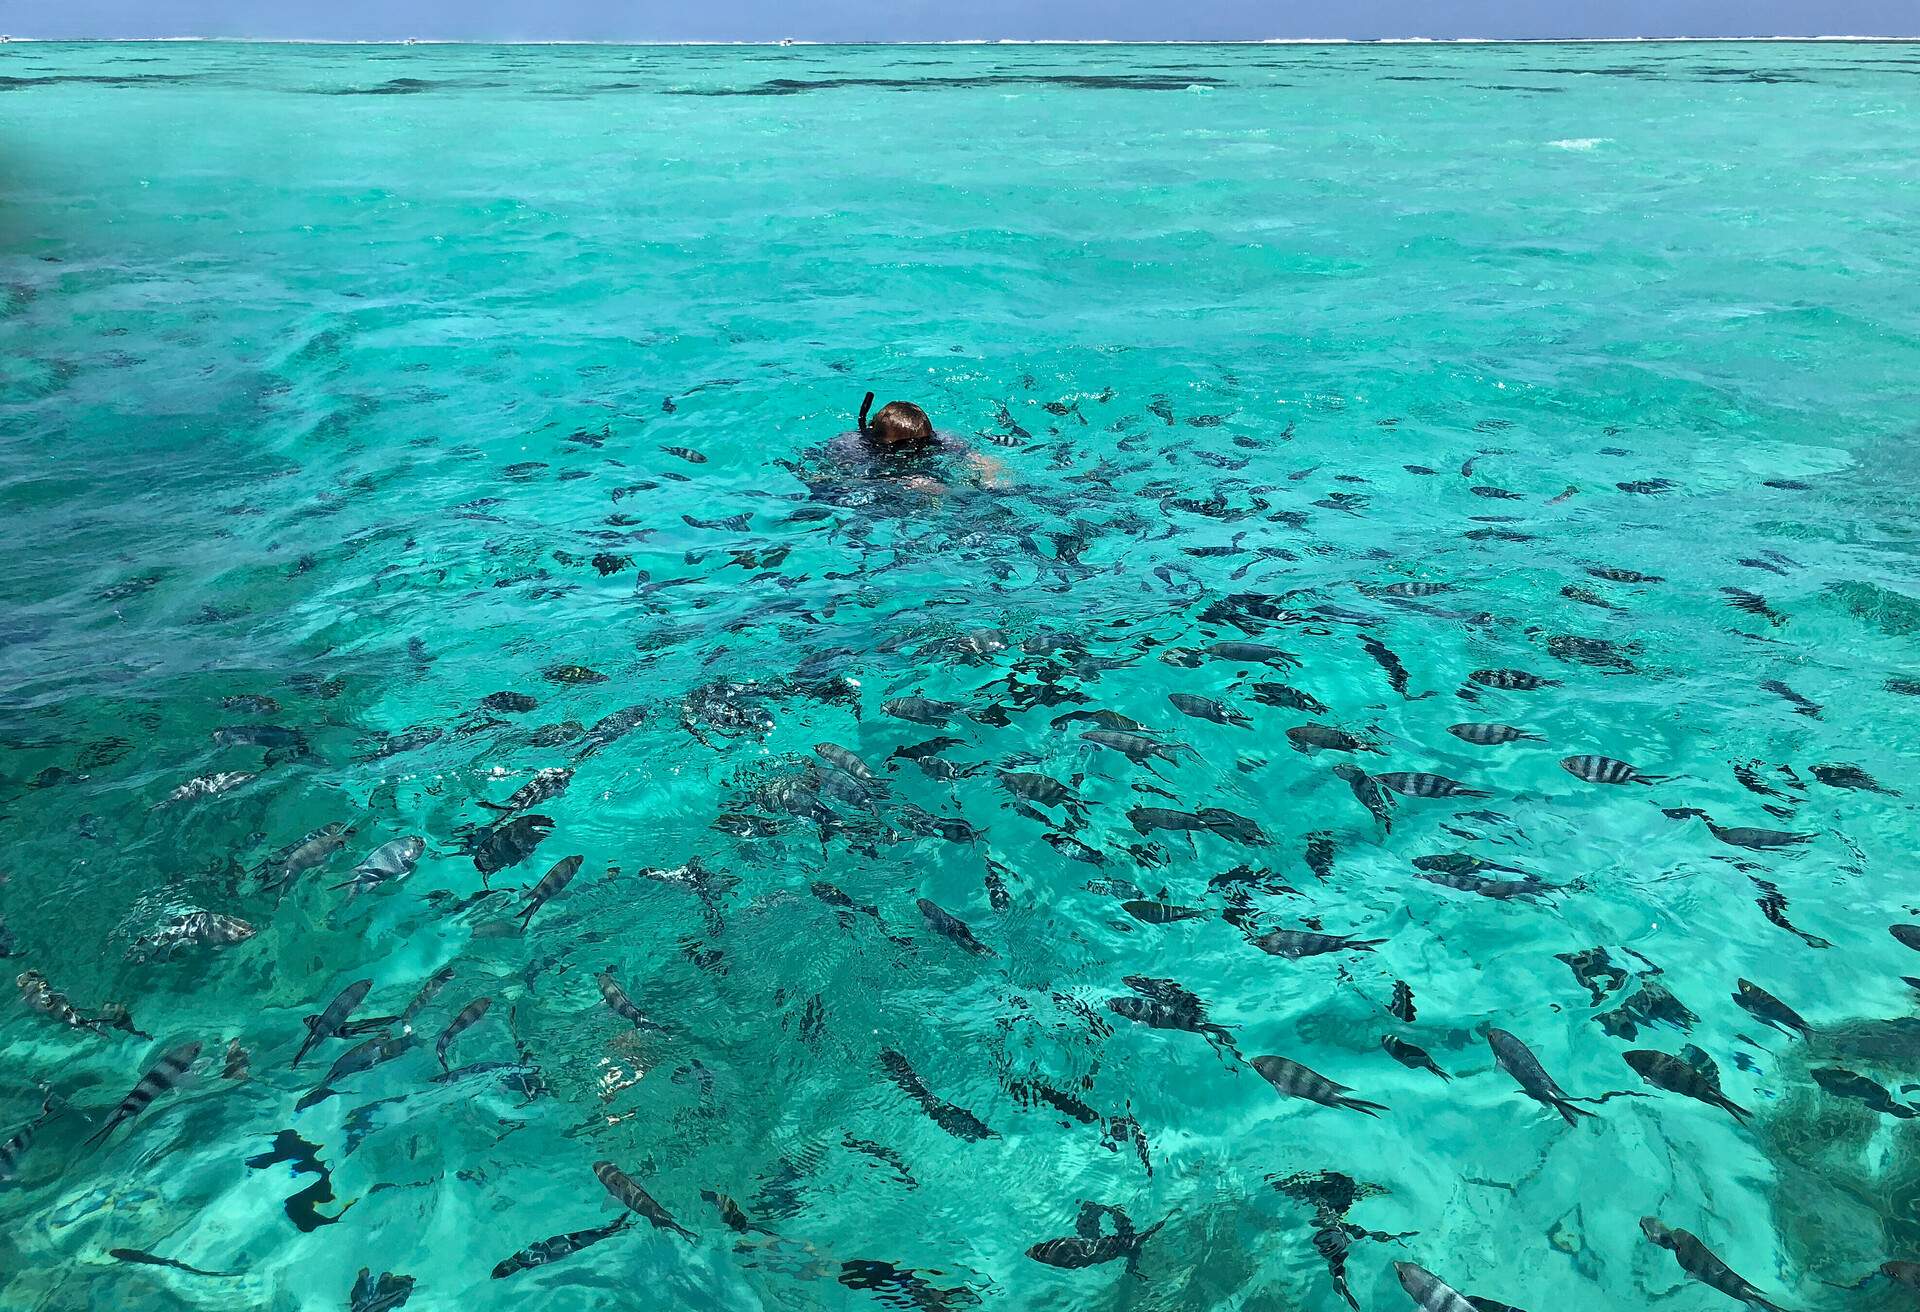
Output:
(1549, 137), (1610, 150)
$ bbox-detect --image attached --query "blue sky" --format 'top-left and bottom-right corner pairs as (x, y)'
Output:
(6, 0), (1916, 41)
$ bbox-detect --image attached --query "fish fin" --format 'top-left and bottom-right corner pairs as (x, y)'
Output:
(1340, 1097), (1387, 1117)
(475, 800), (513, 812)
(82, 1117), (121, 1149)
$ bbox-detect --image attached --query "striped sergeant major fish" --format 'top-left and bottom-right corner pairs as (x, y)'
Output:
(0, 1090), (58, 1182)
(491, 1214), (633, 1278)
(86, 1041), (202, 1148)
(517, 855), (583, 930)
(291, 979), (374, 1069)
(436, 997), (493, 1070)
(592, 1160), (696, 1240)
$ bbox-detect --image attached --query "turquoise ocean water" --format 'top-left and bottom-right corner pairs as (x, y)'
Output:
(3, 37), (1920, 1312)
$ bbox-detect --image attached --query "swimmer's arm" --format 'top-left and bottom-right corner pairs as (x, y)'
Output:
(964, 451), (1012, 488)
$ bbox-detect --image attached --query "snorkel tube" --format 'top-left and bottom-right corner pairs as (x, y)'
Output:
(858, 391), (875, 435)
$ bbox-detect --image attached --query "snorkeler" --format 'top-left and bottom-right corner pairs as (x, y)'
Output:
(823, 392), (1008, 493)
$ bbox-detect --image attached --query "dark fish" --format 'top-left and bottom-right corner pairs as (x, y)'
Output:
(1106, 978), (1236, 1057)
(1008, 1077), (1100, 1125)
(1045, 831), (1107, 865)
(1487, 1029), (1593, 1126)
(399, 967), (456, 1031)
(1127, 805), (1214, 836)
(1251, 1055), (1385, 1116)
(480, 691), (538, 713)
(0, 1091), (57, 1182)
(86, 1041), (202, 1147)
(577, 706), (649, 756)
(1447, 722), (1540, 746)
(1081, 729), (1196, 767)
(1248, 928), (1383, 959)
(596, 968), (661, 1030)
(1585, 565), (1663, 584)
(1122, 899), (1208, 924)
(1375, 771), (1489, 799)
(1751, 878), (1832, 948)
(1168, 692), (1251, 728)
(1467, 669), (1557, 691)
(1560, 754), (1668, 786)
(1373, 580), (1452, 598)
(1757, 678), (1822, 717)
(1204, 640), (1300, 669)
(477, 767), (574, 814)
(1722, 587), (1785, 625)
(292, 980), (373, 1068)
(108, 1249), (241, 1278)
(1893, 924), (1920, 952)
(1417, 870), (1547, 900)
(1623, 1050), (1749, 1121)
(265, 823), (351, 890)
(915, 898), (996, 957)
(702, 1189), (770, 1233)
(1287, 724), (1379, 754)
(543, 663), (607, 685)
(593, 1160), (696, 1240)
(1560, 583), (1618, 610)
(816, 742), (881, 785)
(16, 970), (140, 1038)
(1639, 1218), (1787, 1312)
(1251, 682), (1329, 714)
(1617, 478), (1676, 494)
(465, 814), (555, 877)
(1732, 980), (1809, 1038)
(1198, 807), (1269, 845)
(1664, 808), (1811, 851)
(129, 910), (257, 961)
(1811, 1067), (1917, 1118)
(1359, 634), (1423, 698)
(1382, 1035), (1450, 1081)
(898, 804), (984, 844)
(878, 1049), (996, 1141)
(1388, 980), (1416, 1023)
(1026, 1201), (1167, 1273)
(660, 445), (706, 463)
(1331, 763), (1394, 832)
(296, 1032), (414, 1112)
(997, 769), (1086, 816)
(1811, 763), (1897, 796)
(492, 1214), (633, 1279)
(517, 855), (583, 929)
(1051, 709), (1152, 733)
(883, 696), (959, 726)
(435, 997), (492, 1069)
(1304, 832), (1335, 881)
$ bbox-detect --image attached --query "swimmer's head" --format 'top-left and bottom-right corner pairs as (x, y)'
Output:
(859, 393), (934, 450)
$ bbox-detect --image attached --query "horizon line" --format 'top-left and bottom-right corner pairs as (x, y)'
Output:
(4, 35), (1919, 46)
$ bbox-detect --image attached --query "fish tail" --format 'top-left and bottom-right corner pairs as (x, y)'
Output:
(475, 800), (513, 812)
(1638, 774), (1677, 785)
(1722, 1097), (1753, 1123)
(82, 1118), (119, 1149)
(1340, 1097), (1388, 1117)
(1554, 1098), (1598, 1124)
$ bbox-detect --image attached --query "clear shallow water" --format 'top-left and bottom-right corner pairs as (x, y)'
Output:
(3, 36), (1920, 1312)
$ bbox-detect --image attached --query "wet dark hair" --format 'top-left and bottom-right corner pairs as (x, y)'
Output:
(858, 393), (934, 449)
